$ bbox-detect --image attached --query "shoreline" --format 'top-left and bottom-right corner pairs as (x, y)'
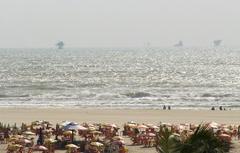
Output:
(0, 105), (236, 110)
(1, 108), (240, 125)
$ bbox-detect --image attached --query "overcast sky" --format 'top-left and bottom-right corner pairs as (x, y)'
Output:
(0, 0), (239, 48)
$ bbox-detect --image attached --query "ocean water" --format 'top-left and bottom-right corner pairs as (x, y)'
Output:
(0, 47), (239, 109)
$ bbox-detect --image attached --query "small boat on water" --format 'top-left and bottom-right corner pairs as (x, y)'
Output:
(174, 41), (183, 47)
(213, 40), (222, 47)
(56, 41), (64, 49)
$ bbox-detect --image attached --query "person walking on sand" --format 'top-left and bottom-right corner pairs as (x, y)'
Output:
(163, 105), (166, 110)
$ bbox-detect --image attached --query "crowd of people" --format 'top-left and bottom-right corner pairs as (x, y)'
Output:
(0, 120), (239, 153)
(0, 121), (128, 153)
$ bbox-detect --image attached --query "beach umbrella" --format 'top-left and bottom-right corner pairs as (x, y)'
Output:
(63, 130), (75, 143)
(63, 131), (74, 135)
(21, 139), (32, 144)
(45, 138), (57, 144)
(209, 122), (219, 128)
(148, 125), (159, 129)
(128, 121), (137, 124)
(90, 131), (102, 135)
(60, 121), (71, 127)
(219, 134), (231, 142)
(63, 122), (87, 131)
(78, 126), (88, 131)
(127, 123), (137, 128)
(32, 125), (42, 130)
(43, 129), (53, 133)
(147, 133), (156, 137)
(9, 137), (18, 142)
(23, 131), (35, 136)
(88, 127), (96, 131)
(32, 120), (50, 126)
(90, 142), (104, 147)
(112, 136), (124, 141)
(11, 135), (24, 139)
(66, 144), (80, 149)
(33, 145), (48, 151)
(161, 123), (172, 126)
(137, 124), (148, 129)
(11, 144), (23, 149)
(223, 128), (231, 133)
(113, 140), (125, 145)
(32, 121), (41, 126)
(82, 123), (95, 128)
(62, 122), (81, 143)
(106, 123), (118, 128)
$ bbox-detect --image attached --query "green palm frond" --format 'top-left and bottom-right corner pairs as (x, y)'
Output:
(156, 124), (229, 153)
(181, 125), (226, 153)
(156, 126), (182, 153)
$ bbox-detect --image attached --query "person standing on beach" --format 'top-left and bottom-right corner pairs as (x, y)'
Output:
(163, 105), (166, 110)
(238, 125), (240, 140)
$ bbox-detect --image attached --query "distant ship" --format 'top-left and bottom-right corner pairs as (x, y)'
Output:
(174, 41), (183, 47)
(213, 40), (222, 47)
(56, 41), (64, 49)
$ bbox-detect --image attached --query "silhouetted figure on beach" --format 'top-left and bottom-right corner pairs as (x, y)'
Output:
(238, 125), (240, 140)
(163, 105), (166, 110)
(219, 106), (223, 111)
(37, 128), (44, 145)
(168, 106), (171, 110)
(211, 106), (215, 111)
(134, 128), (140, 135)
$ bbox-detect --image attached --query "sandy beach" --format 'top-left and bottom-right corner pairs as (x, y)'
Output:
(0, 108), (240, 153)
(1, 108), (240, 125)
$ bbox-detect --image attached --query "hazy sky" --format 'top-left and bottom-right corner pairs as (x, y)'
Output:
(0, 0), (239, 48)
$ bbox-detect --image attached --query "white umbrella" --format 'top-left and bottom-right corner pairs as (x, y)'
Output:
(147, 133), (156, 137)
(63, 122), (87, 131)
(60, 121), (71, 127)
(21, 139), (32, 144)
(90, 142), (104, 147)
(138, 125), (148, 129)
(66, 144), (79, 149)
(23, 131), (35, 136)
(33, 145), (48, 151)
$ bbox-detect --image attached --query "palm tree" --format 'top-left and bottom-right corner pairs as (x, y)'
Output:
(155, 125), (182, 153)
(181, 125), (226, 153)
(156, 125), (230, 153)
